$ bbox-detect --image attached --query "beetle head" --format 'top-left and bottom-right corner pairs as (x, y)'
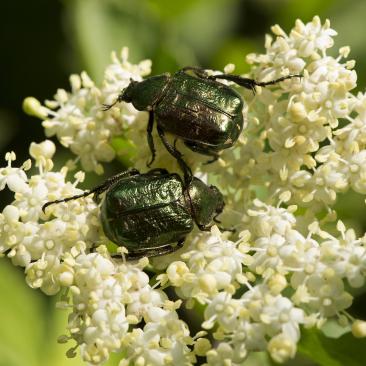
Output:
(187, 178), (225, 227)
(210, 184), (225, 216)
(122, 74), (171, 111)
(120, 79), (140, 103)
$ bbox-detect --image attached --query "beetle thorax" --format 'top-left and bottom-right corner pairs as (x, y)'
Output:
(122, 74), (171, 111)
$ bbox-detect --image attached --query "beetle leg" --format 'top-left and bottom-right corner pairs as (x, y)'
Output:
(197, 224), (213, 232)
(208, 73), (302, 94)
(251, 73), (303, 87)
(184, 140), (219, 164)
(203, 152), (219, 165)
(208, 74), (258, 93)
(146, 111), (156, 167)
(157, 126), (193, 184)
(176, 238), (185, 249)
(198, 222), (235, 233)
(212, 214), (237, 233)
(217, 225), (236, 233)
(42, 169), (140, 213)
(91, 169), (140, 201)
(145, 168), (170, 176)
(213, 215), (221, 224)
(181, 66), (210, 79)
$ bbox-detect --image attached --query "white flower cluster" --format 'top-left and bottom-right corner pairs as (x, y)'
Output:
(24, 48), (151, 174)
(210, 16), (360, 212)
(164, 227), (249, 304)
(163, 200), (366, 364)
(1, 15), (366, 366)
(202, 287), (304, 365)
(236, 201), (364, 346)
(58, 250), (195, 365)
(0, 141), (101, 295)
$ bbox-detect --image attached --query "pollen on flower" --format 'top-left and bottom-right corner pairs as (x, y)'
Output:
(267, 334), (297, 363)
(194, 338), (211, 356)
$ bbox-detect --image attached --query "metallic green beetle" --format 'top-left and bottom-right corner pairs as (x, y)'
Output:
(42, 168), (225, 259)
(103, 67), (301, 180)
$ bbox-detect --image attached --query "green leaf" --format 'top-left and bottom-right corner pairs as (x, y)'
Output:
(211, 38), (258, 74)
(66, 0), (156, 81)
(145, 0), (201, 19)
(45, 298), (126, 366)
(42, 298), (84, 366)
(298, 327), (366, 366)
(243, 351), (272, 366)
(0, 260), (46, 366)
(331, 0), (366, 90)
(167, 0), (239, 65)
(65, 0), (242, 78)
(0, 261), (104, 366)
(276, 0), (335, 30)
(110, 136), (137, 167)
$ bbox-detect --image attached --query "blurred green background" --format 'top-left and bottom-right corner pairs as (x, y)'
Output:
(1, 0), (366, 365)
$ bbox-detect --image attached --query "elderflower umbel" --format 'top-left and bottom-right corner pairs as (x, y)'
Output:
(1, 15), (366, 365)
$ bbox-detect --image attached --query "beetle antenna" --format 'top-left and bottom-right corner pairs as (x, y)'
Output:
(217, 225), (236, 233)
(101, 88), (126, 111)
(101, 100), (118, 111)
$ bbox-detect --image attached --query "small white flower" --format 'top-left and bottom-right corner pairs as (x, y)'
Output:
(291, 17), (337, 57)
(0, 152), (28, 193)
(267, 333), (297, 364)
(122, 314), (194, 366)
(167, 228), (247, 303)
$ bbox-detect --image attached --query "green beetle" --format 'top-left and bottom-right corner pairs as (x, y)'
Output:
(103, 67), (301, 180)
(42, 168), (225, 259)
